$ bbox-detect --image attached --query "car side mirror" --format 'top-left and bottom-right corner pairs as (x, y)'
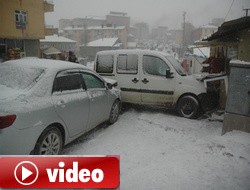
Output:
(106, 82), (117, 90)
(166, 69), (174, 78)
(107, 83), (113, 89)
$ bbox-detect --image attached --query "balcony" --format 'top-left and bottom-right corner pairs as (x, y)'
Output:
(44, 0), (54, 12)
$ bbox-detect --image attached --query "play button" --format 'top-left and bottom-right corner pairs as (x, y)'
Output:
(22, 166), (33, 181)
(14, 161), (39, 186)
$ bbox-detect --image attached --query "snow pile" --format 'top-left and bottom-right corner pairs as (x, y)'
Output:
(64, 108), (250, 190)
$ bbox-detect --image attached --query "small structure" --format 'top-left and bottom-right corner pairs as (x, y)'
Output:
(222, 60), (250, 134)
(194, 16), (250, 111)
(42, 46), (61, 59)
(80, 37), (121, 60)
(40, 35), (77, 53)
(201, 16), (250, 62)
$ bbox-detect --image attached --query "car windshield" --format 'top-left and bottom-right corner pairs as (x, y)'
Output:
(0, 64), (45, 90)
(165, 56), (187, 76)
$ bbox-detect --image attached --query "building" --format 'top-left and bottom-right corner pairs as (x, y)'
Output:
(210, 18), (225, 27)
(183, 22), (195, 48)
(204, 16), (250, 61)
(106, 11), (130, 29)
(195, 16), (250, 134)
(40, 35), (77, 53)
(0, 0), (55, 60)
(193, 25), (218, 42)
(87, 25), (128, 48)
(134, 22), (150, 40)
(80, 37), (121, 60)
(62, 26), (86, 52)
(152, 26), (168, 42)
(59, 17), (106, 31)
(60, 12), (130, 53)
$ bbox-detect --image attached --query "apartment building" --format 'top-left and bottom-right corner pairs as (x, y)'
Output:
(0, 0), (54, 61)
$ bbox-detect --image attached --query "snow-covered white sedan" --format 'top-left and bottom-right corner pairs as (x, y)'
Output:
(0, 58), (121, 155)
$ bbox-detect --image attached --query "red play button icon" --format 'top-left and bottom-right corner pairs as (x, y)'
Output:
(14, 161), (39, 186)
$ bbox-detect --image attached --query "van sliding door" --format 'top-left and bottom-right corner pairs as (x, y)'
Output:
(116, 54), (141, 103)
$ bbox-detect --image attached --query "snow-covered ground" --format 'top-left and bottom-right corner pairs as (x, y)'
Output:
(63, 107), (250, 190)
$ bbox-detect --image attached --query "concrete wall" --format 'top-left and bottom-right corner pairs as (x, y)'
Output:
(222, 62), (250, 134)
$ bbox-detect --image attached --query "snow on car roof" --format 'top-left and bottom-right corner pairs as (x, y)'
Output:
(96, 49), (172, 57)
(2, 57), (91, 72)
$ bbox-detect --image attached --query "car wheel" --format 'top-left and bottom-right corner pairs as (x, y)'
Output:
(177, 95), (200, 119)
(34, 126), (63, 155)
(108, 100), (120, 124)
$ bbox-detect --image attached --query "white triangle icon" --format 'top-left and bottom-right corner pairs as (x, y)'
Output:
(22, 166), (33, 181)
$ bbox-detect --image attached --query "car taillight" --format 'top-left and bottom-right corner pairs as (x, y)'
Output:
(0, 115), (17, 129)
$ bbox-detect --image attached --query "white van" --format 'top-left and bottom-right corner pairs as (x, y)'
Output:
(94, 49), (216, 119)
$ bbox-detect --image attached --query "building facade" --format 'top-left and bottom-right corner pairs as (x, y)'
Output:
(0, 0), (54, 60)
(106, 11), (130, 29)
(134, 22), (150, 40)
(193, 25), (218, 42)
(87, 26), (127, 48)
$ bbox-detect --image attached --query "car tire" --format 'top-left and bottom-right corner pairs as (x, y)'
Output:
(177, 95), (200, 119)
(34, 126), (63, 155)
(108, 100), (120, 124)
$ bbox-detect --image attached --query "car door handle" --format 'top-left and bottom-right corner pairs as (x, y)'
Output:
(132, 78), (139, 83)
(142, 78), (149, 84)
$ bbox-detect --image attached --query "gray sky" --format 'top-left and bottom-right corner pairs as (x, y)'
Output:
(45, 0), (250, 29)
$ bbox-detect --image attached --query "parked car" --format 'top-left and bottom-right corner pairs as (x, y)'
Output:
(94, 49), (217, 119)
(0, 58), (121, 155)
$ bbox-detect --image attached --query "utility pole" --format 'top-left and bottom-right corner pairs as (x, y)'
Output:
(243, 8), (250, 17)
(182, 11), (186, 56)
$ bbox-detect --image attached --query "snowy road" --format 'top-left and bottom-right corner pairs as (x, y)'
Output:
(63, 107), (250, 190)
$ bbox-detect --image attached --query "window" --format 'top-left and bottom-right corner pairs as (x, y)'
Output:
(0, 65), (44, 90)
(143, 55), (170, 76)
(165, 56), (186, 76)
(15, 10), (27, 29)
(82, 73), (105, 89)
(53, 73), (84, 93)
(117, 54), (138, 74)
(96, 55), (114, 73)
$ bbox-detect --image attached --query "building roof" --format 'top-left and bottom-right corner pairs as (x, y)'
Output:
(42, 46), (61, 55)
(63, 25), (125, 31)
(40, 35), (76, 43)
(108, 11), (128, 17)
(64, 27), (84, 31)
(85, 38), (119, 47)
(87, 26), (125, 30)
(205, 16), (250, 41)
(85, 15), (106, 20)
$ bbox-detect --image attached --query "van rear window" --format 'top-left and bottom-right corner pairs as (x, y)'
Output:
(96, 55), (114, 73)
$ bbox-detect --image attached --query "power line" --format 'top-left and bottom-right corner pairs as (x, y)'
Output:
(225, 0), (235, 20)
